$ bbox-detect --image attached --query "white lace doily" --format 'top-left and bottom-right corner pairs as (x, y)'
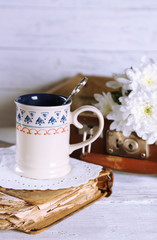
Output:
(0, 146), (102, 190)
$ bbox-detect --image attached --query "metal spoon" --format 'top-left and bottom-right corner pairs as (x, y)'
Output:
(63, 77), (88, 104)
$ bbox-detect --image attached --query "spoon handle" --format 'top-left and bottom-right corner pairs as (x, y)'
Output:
(64, 77), (88, 104)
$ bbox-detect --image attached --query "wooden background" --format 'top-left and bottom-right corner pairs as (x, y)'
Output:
(1, 0), (157, 126)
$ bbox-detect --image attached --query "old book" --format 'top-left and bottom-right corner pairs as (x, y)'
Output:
(0, 168), (113, 234)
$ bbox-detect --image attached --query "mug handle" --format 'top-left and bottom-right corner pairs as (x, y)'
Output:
(69, 105), (104, 154)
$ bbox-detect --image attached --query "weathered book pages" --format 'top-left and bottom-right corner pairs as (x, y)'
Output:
(0, 169), (113, 234)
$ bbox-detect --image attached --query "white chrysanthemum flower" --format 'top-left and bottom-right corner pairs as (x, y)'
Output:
(106, 79), (123, 89)
(107, 89), (157, 144)
(113, 73), (130, 89)
(111, 57), (157, 93)
(93, 92), (118, 116)
(126, 57), (157, 91)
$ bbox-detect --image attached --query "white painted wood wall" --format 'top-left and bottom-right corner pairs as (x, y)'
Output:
(0, 0), (157, 126)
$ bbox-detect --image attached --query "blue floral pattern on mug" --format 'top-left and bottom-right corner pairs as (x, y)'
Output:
(55, 111), (61, 119)
(36, 117), (45, 125)
(20, 109), (25, 117)
(16, 107), (69, 128)
(24, 115), (32, 124)
(60, 115), (67, 123)
(29, 111), (36, 119)
(41, 112), (49, 120)
(48, 117), (57, 125)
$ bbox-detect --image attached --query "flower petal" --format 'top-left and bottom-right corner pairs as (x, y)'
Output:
(106, 81), (122, 89)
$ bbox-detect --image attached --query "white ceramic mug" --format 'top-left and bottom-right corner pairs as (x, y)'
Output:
(15, 93), (104, 179)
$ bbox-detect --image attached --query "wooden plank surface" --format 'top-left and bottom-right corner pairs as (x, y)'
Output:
(0, 0), (156, 9)
(0, 0), (157, 126)
(0, 7), (157, 51)
(0, 171), (156, 239)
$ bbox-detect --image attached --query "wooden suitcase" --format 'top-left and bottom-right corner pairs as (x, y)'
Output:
(47, 74), (157, 174)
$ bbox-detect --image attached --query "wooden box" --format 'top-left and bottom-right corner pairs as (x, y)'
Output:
(47, 74), (157, 174)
